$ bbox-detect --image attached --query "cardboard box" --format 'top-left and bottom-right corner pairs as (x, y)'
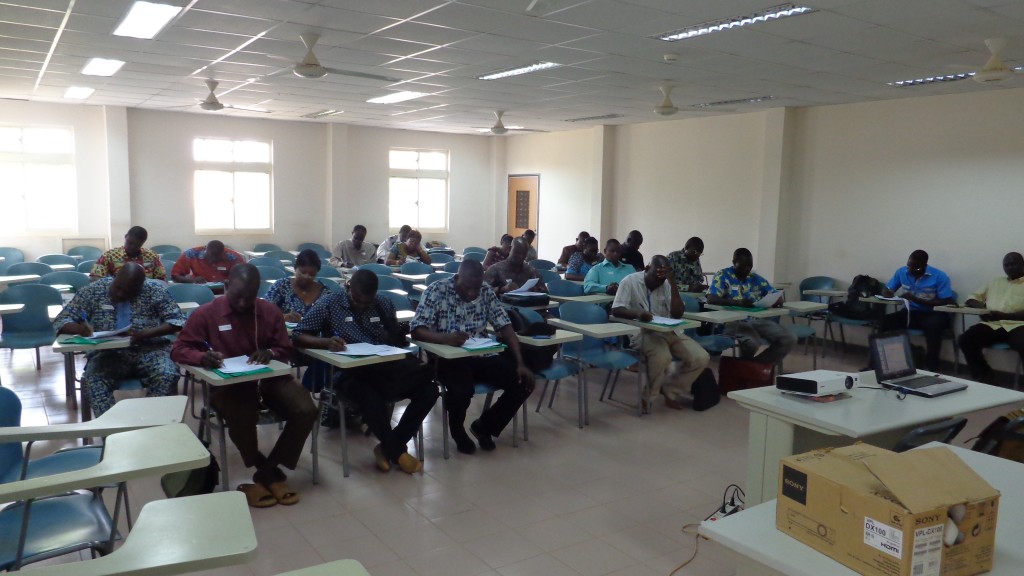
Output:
(776, 444), (999, 576)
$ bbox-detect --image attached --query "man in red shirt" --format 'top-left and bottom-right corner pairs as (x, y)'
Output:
(170, 240), (244, 285)
(171, 264), (317, 508)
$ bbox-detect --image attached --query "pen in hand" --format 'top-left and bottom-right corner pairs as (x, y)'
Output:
(202, 339), (224, 369)
(79, 313), (93, 337)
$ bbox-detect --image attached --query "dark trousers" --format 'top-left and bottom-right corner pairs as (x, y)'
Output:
(341, 357), (439, 461)
(439, 354), (530, 437)
(210, 375), (318, 475)
(880, 309), (951, 371)
(957, 324), (1024, 380)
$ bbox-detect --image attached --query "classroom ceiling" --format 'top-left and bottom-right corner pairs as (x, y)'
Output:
(0, 0), (1022, 134)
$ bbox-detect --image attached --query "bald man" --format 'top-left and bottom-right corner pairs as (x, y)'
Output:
(54, 263), (184, 416)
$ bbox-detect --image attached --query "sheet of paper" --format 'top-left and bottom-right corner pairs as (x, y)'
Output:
(373, 345), (411, 356)
(218, 355), (269, 374)
(463, 337), (501, 350)
(509, 278), (539, 293)
(753, 291), (783, 308)
(504, 291), (546, 297)
(649, 315), (684, 326)
(875, 295), (905, 302)
(91, 325), (131, 338)
(332, 342), (380, 356)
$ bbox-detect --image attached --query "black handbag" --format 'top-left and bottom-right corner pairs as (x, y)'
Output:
(500, 292), (550, 308)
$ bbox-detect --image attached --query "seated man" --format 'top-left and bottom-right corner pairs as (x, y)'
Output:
(92, 225), (166, 281)
(172, 264), (317, 508)
(483, 238), (547, 295)
(386, 229), (432, 265)
(54, 263), (183, 416)
(557, 231), (590, 268)
(522, 229), (538, 261)
(957, 252), (1024, 383)
(620, 230), (645, 272)
(376, 224), (411, 263)
(170, 240), (243, 287)
(482, 234), (513, 270)
(411, 260), (535, 454)
(292, 270), (438, 473)
(565, 236), (601, 281)
(880, 249), (956, 371)
(667, 236), (707, 292)
(583, 239), (633, 295)
(707, 248), (795, 364)
(611, 256), (710, 410)
(331, 224), (375, 268)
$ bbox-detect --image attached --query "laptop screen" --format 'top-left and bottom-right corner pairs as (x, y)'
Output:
(871, 333), (916, 381)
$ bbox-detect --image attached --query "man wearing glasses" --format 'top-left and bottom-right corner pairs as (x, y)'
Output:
(668, 237), (707, 293)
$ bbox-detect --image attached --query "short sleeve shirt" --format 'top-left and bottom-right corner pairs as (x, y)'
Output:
(709, 267), (773, 302)
(54, 278), (184, 347)
(92, 247), (166, 280)
(566, 252), (595, 277)
(389, 242), (417, 262)
(332, 240), (375, 267)
(293, 290), (397, 344)
(886, 265), (954, 311)
(968, 276), (1024, 331)
(667, 251), (703, 291)
(583, 259), (634, 295)
(264, 278), (333, 317)
(612, 272), (673, 318)
(411, 277), (510, 337)
(170, 246), (244, 282)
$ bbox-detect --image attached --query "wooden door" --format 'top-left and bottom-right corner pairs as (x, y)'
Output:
(507, 175), (539, 250)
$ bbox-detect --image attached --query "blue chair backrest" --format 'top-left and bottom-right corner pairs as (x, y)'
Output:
(77, 260), (96, 273)
(514, 306), (545, 324)
(430, 253), (454, 263)
(67, 246), (102, 261)
(167, 283), (216, 305)
(426, 272), (454, 285)
(548, 279), (584, 297)
(160, 258), (178, 274)
(0, 387), (24, 481)
(558, 301), (610, 356)
(379, 290), (413, 311)
(376, 276), (403, 291)
(316, 267), (342, 278)
(6, 262), (53, 277)
(249, 257), (285, 269)
(263, 250), (296, 264)
(160, 252), (182, 264)
(443, 261), (460, 273)
(254, 243), (282, 252)
(800, 276), (836, 304)
(530, 259), (556, 270)
(0, 284), (63, 334)
(0, 247), (25, 265)
(40, 271), (90, 292)
(359, 263), (393, 276)
(256, 266), (288, 281)
(257, 281), (271, 298)
(462, 252), (484, 262)
(297, 242), (326, 253)
(401, 261), (432, 275)
(149, 245), (181, 255)
(681, 293), (701, 313)
(463, 247), (486, 255)
(37, 254), (76, 266)
(539, 269), (560, 284)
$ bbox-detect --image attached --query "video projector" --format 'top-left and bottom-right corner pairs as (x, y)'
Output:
(776, 370), (856, 397)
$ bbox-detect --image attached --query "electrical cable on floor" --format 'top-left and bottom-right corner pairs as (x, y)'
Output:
(668, 523), (702, 575)
(669, 484), (746, 574)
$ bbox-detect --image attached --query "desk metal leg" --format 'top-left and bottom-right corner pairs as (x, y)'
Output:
(62, 352), (77, 410)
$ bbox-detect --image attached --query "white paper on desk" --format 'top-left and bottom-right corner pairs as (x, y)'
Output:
(875, 295), (905, 302)
(649, 315), (684, 326)
(505, 291), (546, 297)
(463, 337), (501, 350)
(91, 325), (130, 338)
(509, 278), (539, 293)
(218, 355), (267, 374)
(752, 291), (783, 308)
(331, 343), (411, 357)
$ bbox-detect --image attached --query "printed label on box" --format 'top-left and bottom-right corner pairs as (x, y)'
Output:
(864, 516), (903, 559)
(910, 524), (944, 576)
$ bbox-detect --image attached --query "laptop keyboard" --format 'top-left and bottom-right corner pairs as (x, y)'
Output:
(888, 374), (948, 389)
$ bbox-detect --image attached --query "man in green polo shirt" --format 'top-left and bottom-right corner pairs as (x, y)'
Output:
(583, 239), (634, 295)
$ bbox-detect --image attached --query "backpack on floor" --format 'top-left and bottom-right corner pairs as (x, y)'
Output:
(691, 368), (720, 411)
(161, 437), (220, 497)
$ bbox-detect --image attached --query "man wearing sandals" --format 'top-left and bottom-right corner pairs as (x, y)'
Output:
(172, 264), (318, 507)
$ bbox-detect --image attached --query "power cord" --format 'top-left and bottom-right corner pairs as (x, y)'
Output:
(668, 485), (746, 574)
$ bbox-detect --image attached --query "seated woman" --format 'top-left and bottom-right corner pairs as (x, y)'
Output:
(482, 234), (513, 270)
(386, 229), (432, 265)
(565, 236), (601, 281)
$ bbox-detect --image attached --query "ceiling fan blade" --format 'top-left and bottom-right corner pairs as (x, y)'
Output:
(224, 104), (272, 113)
(323, 67), (400, 82)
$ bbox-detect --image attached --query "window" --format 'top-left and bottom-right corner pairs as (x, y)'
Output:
(193, 138), (272, 233)
(389, 148), (449, 232)
(0, 125), (77, 234)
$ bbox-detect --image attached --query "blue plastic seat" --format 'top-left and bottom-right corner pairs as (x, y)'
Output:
(463, 247), (487, 255)
(40, 271), (90, 293)
(6, 262), (53, 277)
(67, 246), (103, 261)
(538, 269), (560, 284)
(0, 284), (62, 369)
(316, 266), (342, 278)
(160, 257), (178, 274)
(430, 253), (454, 263)
(255, 266), (289, 282)
(376, 275), (403, 292)
(359, 263), (394, 276)
(462, 252), (484, 262)
(263, 250), (296, 264)
(680, 294), (739, 357)
(36, 254), (77, 267)
(167, 283), (216, 305)
(548, 279), (584, 297)
(443, 261), (461, 273)
(248, 257), (286, 270)
(400, 261), (432, 275)
(529, 259), (556, 271)
(513, 307), (586, 427)
(297, 242), (327, 253)
(149, 244), (181, 255)
(0, 247), (25, 265)
(379, 290), (413, 311)
(253, 243), (282, 253)
(77, 259), (96, 273)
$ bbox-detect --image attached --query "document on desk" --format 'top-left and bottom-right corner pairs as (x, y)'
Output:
(91, 325), (131, 339)
(649, 315), (686, 326)
(753, 291), (783, 308)
(462, 337), (504, 351)
(332, 343), (410, 357)
(509, 278), (539, 293)
(217, 356), (273, 375)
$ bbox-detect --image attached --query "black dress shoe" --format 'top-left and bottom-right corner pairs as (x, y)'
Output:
(452, 432), (477, 455)
(470, 420), (496, 451)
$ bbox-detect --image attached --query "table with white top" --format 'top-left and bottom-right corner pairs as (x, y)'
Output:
(393, 272), (430, 283)
(782, 301), (828, 313)
(0, 303), (24, 315)
(682, 309), (749, 324)
(0, 396), (187, 445)
(731, 370), (1024, 505)
(703, 303), (790, 319)
(610, 316), (701, 333)
(52, 334), (132, 418)
(49, 263), (75, 272)
(699, 443), (1024, 576)
(430, 262), (448, 270)
(802, 289), (847, 298)
(0, 274), (41, 288)
(548, 293), (615, 305)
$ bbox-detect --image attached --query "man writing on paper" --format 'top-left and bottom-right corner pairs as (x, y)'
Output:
(584, 238), (635, 295)
(611, 255), (710, 410)
(386, 229), (432, 265)
(412, 260), (535, 455)
(172, 264), (317, 508)
(957, 252), (1024, 384)
(170, 240), (244, 287)
(707, 248), (795, 364)
(483, 238), (547, 295)
(292, 270), (438, 473)
(91, 226), (166, 281)
(880, 249), (956, 372)
(54, 263), (184, 416)
(331, 224), (375, 268)
(557, 231), (590, 268)
(668, 237), (708, 292)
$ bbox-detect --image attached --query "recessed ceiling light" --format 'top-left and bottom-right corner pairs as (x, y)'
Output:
(113, 1), (182, 39)
(693, 95), (776, 108)
(887, 73), (973, 87)
(477, 62), (560, 80)
(81, 58), (125, 77)
(302, 109), (344, 119)
(565, 113), (624, 123)
(655, 4), (815, 42)
(367, 91), (428, 104)
(64, 86), (95, 99)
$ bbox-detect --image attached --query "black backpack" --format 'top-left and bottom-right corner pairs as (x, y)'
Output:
(828, 274), (885, 321)
(691, 368), (720, 411)
(161, 438), (220, 497)
(504, 307), (557, 371)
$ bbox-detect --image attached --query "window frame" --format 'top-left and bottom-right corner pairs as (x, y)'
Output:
(388, 147), (450, 233)
(0, 124), (78, 235)
(192, 137), (274, 235)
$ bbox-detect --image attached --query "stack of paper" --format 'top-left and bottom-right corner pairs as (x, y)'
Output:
(462, 337), (504, 351)
(753, 291), (784, 308)
(331, 343), (411, 357)
(216, 356), (273, 375)
(648, 315), (685, 326)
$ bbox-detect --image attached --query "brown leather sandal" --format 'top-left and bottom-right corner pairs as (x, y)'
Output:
(238, 483), (277, 508)
(265, 480), (300, 505)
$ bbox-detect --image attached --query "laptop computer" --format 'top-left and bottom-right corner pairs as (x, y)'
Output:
(869, 332), (967, 397)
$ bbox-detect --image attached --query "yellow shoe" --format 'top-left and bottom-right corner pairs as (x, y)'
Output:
(373, 444), (391, 472)
(396, 452), (423, 474)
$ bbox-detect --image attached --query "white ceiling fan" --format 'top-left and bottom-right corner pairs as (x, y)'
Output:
(969, 38), (1020, 84)
(478, 111), (546, 134)
(272, 33), (401, 82)
(653, 85), (678, 116)
(197, 80), (270, 113)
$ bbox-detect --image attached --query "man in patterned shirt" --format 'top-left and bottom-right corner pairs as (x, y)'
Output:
(54, 263), (184, 416)
(91, 226), (166, 281)
(293, 270), (438, 474)
(707, 248), (795, 364)
(667, 237), (707, 293)
(411, 260), (535, 455)
(170, 240), (244, 285)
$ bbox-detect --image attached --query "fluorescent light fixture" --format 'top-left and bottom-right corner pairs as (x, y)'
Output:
(367, 91), (427, 104)
(64, 86), (95, 99)
(565, 113), (623, 123)
(113, 1), (182, 39)
(655, 4), (815, 41)
(887, 73), (973, 87)
(693, 95), (776, 108)
(302, 109), (344, 119)
(81, 57), (125, 76)
(477, 62), (560, 80)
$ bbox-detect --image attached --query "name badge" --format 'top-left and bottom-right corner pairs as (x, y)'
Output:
(218, 324), (232, 332)
(102, 304), (114, 310)
(344, 317), (353, 322)
(370, 317), (380, 323)
(216, 266), (227, 271)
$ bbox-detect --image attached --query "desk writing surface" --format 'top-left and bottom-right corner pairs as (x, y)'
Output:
(547, 318), (640, 339)
(548, 293), (614, 304)
(52, 333), (132, 353)
(782, 301), (827, 313)
(802, 289), (847, 298)
(703, 303), (789, 319)
(413, 339), (506, 360)
(396, 309), (415, 321)
(610, 316), (701, 333)
(518, 329), (582, 347)
(0, 274), (41, 286)
(49, 264), (75, 272)
(412, 283), (428, 293)
(0, 396), (187, 442)
(935, 305), (987, 315)
(393, 272), (430, 282)
(299, 346), (409, 369)
(183, 359), (293, 385)
(682, 309), (748, 324)
(0, 303), (24, 315)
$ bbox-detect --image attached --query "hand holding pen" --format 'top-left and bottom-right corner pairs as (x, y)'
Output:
(200, 340), (224, 369)
(76, 313), (93, 337)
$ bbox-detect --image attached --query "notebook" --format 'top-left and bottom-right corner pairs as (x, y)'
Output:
(869, 333), (966, 397)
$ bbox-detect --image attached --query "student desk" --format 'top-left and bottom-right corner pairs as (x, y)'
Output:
(49, 264), (75, 272)
(703, 303), (790, 319)
(731, 371), (1024, 505)
(393, 272), (430, 283)
(610, 317), (701, 333)
(548, 293), (615, 305)
(276, 559), (371, 576)
(699, 443), (1024, 576)
(782, 301), (827, 313)
(802, 289), (847, 299)
(0, 274), (41, 289)
(0, 396), (186, 444)
(52, 334), (132, 418)
(0, 304), (24, 315)
(682, 309), (748, 324)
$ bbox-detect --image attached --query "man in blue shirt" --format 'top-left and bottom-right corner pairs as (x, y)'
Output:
(583, 239), (634, 295)
(880, 250), (955, 371)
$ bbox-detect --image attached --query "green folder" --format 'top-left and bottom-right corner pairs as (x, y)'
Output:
(212, 366), (273, 378)
(61, 336), (113, 345)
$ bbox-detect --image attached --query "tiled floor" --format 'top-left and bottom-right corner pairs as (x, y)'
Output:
(1, 335), (1001, 576)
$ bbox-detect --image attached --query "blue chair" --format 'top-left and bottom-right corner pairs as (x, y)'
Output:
(462, 252), (484, 263)
(297, 242), (327, 253)
(167, 284), (216, 305)
(529, 259), (556, 271)
(425, 272), (453, 285)
(248, 257), (286, 270)
(263, 250), (296, 264)
(40, 271), (90, 293)
(680, 294), (738, 357)
(0, 284), (62, 369)
(6, 262), (53, 277)
(77, 259), (96, 273)
(379, 290), (413, 311)
(255, 266), (289, 282)
(149, 244), (181, 255)
(430, 253), (454, 263)
(253, 243), (282, 253)
(67, 246), (102, 261)
(400, 261), (432, 275)
(376, 275), (404, 292)
(558, 301), (644, 418)
(443, 261), (461, 273)
(548, 279), (584, 297)
(161, 257), (178, 275)
(316, 267), (342, 278)
(516, 307), (587, 428)
(358, 263), (394, 276)
(36, 254), (76, 267)
(463, 247), (487, 255)
(0, 247), (25, 265)
(538, 269), (560, 284)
